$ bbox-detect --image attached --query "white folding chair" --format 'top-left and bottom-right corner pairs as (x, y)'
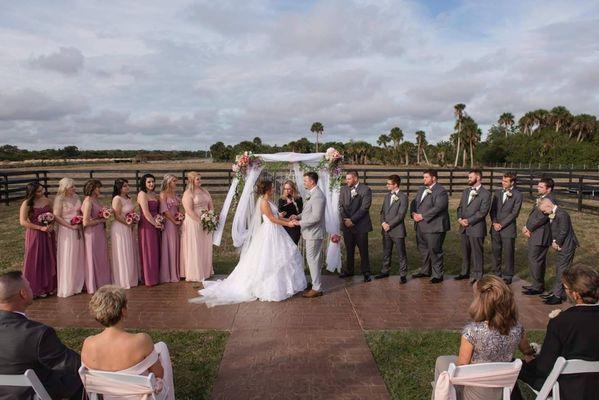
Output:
(0, 369), (51, 400)
(433, 359), (522, 400)
(533, 357), (599, 400)
(79, 366), (165, 400)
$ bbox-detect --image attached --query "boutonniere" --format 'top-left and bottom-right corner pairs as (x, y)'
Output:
(424, 188), (432, 195)
(471, 190), (478, 198)
(305, 195), (311, 202)
(505, 191), (512, 198)
(548, 212), (556, 220)
(391, 193), (399, 204)
(350, 188), (358, 198)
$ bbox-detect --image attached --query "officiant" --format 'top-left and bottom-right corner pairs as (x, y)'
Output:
(278, 180), (303, 244)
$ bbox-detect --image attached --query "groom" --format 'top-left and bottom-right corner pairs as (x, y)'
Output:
(292, 171), (326, 298)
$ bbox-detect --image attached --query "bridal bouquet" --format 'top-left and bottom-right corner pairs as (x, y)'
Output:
(97, 207), (112, 220)
(200, 209), (219, 232)
(174, 211), (185, 222)
(125, 211), (140, 225)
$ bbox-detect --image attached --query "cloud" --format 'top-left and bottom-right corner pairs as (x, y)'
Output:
(0, 89), (89, 121)
(27, 46), (84, 75)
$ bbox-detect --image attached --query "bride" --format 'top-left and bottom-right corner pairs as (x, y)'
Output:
(190, 180), (307, 307)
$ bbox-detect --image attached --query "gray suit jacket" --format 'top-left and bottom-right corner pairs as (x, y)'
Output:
(550, 207), (579, 252)
(299, 186), (326, 240)
(457, 186), (491, 237)
(489, 187), (523, 238)
(339, 183), (373, 234)
(526, 193), (558, 246)
(410, 183), (450, 233)
(380, 191), (408, 238)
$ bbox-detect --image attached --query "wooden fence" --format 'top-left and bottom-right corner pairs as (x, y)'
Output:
(2, 167), (599, 212)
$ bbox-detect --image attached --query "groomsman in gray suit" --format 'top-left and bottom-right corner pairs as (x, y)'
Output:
(489, 172), (523, 284)
(339, 170), (373, 282)
(522, 177), (557, 296)
(455, 169), (491, 284)
(410, 169), (450, 284)
(377, 174), (408, 284)
(538, 198), (579, 305)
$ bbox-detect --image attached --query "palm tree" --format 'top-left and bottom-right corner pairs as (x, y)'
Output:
(550, 106), (572, 133)
(415, 130), (429, 165)
(310, 122), (324, 152)
(453, 103), (466, 167)
(573, 114), (597, 142)
(498, 112), (515, 137)
(532, 109), (550, 133)
(389, 127), (404, 164)
(518, 112), (534, 136)
(377, 134), (390, 148)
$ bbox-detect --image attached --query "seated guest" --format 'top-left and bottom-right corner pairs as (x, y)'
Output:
(0, 271), (83, 400)
(513, 265), (599, 400)
(81, 285), (174, 399)
(435, 275), (534, 400)
(278, 180), (303, 245)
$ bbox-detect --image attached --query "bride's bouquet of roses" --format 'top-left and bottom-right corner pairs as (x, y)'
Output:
(200, 209), (219, 232)
(125, 211), (140, 225)
(97, 207), (112, 220)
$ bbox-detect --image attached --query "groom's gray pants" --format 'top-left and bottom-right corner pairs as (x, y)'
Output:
(305, 238), (323, 292)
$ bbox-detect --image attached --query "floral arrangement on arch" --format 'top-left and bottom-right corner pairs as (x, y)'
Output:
(231, 151), (262, 181)
(300, 147), (344, 190)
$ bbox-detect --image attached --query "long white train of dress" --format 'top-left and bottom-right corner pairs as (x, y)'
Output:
(190, 201), (307, 307)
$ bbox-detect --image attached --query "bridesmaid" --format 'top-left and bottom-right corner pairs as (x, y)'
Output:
(137, 174), (161, 286)
(278, 180), (303, 245)
(53, 178), (85, 297)
(159, 174), (181, 283)
(19, 182), (57, 298)
(180, 171), (214, 282)
(82, 179), (112, 294)
(111, 178), (140, 289)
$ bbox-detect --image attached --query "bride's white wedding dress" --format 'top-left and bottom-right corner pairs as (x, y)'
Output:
(190, 200), (307, 307)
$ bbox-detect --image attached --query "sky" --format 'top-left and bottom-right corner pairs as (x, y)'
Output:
(0, 0), (598, 151)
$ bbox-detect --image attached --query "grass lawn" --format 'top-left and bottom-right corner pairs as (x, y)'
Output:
(57, 328), (229, 400)
(366, 330), (547, 400)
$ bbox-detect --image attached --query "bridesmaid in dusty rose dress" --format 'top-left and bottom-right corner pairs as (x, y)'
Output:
(82, 179), (112, 294)
(180, 171), (214, 282)
(111, 178), (140, 289)
(53, 178), (85, 297)
(19, 182), (57, 298)
(159, 174), (181, 283)
(137, 174), (161, 286)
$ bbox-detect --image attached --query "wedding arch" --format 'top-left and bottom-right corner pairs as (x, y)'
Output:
(212, 148), (344, 272)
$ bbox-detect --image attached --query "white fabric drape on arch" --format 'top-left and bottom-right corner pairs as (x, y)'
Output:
(213, 152), (342, 272)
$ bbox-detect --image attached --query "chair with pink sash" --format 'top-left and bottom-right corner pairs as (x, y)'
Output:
(433, 359), (522, 400)
(79, 342), (174, 400)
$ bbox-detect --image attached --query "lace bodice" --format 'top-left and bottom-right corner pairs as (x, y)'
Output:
(61, 195), (82, 220)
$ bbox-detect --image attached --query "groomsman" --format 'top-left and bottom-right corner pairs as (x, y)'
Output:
(538, 198), (579, 305)
(377, 174), (408, 284)
(522, 177), (557, 296)
(410, 169), (450, 284)
(339, 171), (373, 282)
(455, 169), (491, 284)
(489, 172), (523, 284)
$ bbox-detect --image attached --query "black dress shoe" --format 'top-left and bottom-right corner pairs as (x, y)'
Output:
(503, 278), (512, 285)
(374, 273), (389, 280)
(522, 285), (532, 290)
(430, 277), (443, 284)
(400, 276), (407, 284)
(412, 273), (431, 278)
(454, 274), (470, 280)
(364, 274), (372, 283)
(540, 292), (554, 299)
(543, 295), (563, 305)
(339, 272), (354, 279)
(522, 288), (544, 296)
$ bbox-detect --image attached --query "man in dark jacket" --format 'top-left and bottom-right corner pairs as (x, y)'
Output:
(0, 271), (82, 400)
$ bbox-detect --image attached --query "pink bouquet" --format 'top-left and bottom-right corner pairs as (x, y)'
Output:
(97, 207), (112, 220)
(200, 209), (219, 232)
(70, 215), (83, 226)
(37, 212), (55, 226)
(155, 214), (165, 229)
(125, 211), (140, 225)
(175, 212), (185, 222)
(330, 234), (341, 244)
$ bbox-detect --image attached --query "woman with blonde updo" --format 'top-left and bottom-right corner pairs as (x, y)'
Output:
(434, 275), (535, 400)
(180, 171), (214, 281)
(53, 177), (85, 297)
(159, 174), (181, 283)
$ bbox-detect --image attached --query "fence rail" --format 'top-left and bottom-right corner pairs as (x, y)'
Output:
(2, 167), (599, 212)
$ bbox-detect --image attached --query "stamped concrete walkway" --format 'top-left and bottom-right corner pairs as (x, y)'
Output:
(28, 275), (554, 400)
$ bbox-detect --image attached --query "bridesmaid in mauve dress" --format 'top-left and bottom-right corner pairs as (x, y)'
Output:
(137, 174), (161, 286)
(19, 182), (57, 298)
(111, 178), (140, 289)
(180, 171), (214, 282)
(159, 174), (181, 283)
(53, 178), (85, 297)
(82, 179), (112, 294)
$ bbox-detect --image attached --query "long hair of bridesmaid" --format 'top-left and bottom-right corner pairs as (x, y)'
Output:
(161, 174), (177, 194)
(113, 178), (129, 198)
(24, 182), (44, 211)
(139, 174), (156, 193)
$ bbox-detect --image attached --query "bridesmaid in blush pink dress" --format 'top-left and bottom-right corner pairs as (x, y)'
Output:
(137, 174), (161, 286)
(180, 171), (214, 282)
(111, 178), (140, 289)
(159, 174), (181, 283)
(53, 178), (85, 297)
(19, 182), (57, 298)
(82, 179), (112, 294)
